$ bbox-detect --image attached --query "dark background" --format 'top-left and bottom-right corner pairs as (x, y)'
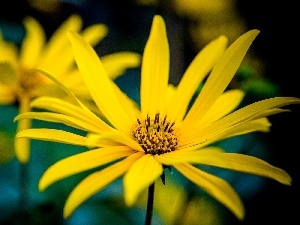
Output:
(233, 2), (300, 225)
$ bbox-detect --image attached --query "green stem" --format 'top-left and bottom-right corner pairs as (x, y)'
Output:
(145, 183), (155, 225)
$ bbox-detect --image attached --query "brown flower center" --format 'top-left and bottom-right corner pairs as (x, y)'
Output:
(19, 68), (43, 92)
(132, 113), (178, 155)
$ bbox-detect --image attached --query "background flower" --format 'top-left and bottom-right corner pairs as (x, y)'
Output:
(0, 14), (141, 163)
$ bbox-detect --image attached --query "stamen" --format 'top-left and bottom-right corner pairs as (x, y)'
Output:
(168, 122), (175, 132)
(154, 113), (159, 124)
(162, 116), (167, 125)
(147, 115), (150, 127)
(164, 122), (170, 132)
(131, 114), (178, 155)
(157, 125), (160, 132)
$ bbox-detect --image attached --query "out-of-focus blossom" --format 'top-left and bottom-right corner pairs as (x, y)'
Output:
(173, 0), (246, 47)
(27, 0), (61, 14)
(0, 15), (141, 163)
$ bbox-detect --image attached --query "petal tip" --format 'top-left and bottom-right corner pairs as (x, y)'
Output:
(63, 206), (72, 219)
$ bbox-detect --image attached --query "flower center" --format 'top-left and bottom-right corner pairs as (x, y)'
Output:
(132, 113), (178, 155)
(18, 68), (46, 98)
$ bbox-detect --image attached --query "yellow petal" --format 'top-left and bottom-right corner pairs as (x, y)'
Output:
(79, 23), (108, 47)
(205, 118), (271, 144)
(0, 83), (16, 104)
(86, 133), (123, 148)
(180, 118), (271, 150)
(0, 35), (18, 66)
(42, 22), (107, 77)
(33, 68), (114, 132)
(166, 84), (176, 105)
(33, 68), (81, 105)
(29, 96), (112, 133)
(155, 146), (224, 160)
(16, 128), (90, 146)
(200, 97), (300, 139)
(183, 30), (260, 127)
(20, 17), (45, 68)
(68, 31), (136, 132)
(123, 154), (163, 206)
(111, 81), (141, 123)
(160, 151), (291, 185)
(168, 35), (228, 122)
(101, 52), (141, 80)
(15, 112), (103, 134)
(195, 89), (245, 127)
(97, 130), (144, 152)
(182, 98), (299, 148)
(31, 82), (65, 98)
(39, 146), (134, 191)
(63, 152), (143, 218)
(174, 163), (244, 220)
(180, 89), (244, 143)
(140, 15), (169, 118)
(58, 69), (89, 96)
(38, 14), (82, 70)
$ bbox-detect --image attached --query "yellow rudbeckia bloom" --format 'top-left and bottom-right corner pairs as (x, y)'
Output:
(15, 15), (300, 220)
(0, 15), (141, 163)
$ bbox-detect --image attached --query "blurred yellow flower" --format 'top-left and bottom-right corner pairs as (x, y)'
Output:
(135, 177), (222, 225)
(15, 15), (299, 220)
(0, 15), (141, 163)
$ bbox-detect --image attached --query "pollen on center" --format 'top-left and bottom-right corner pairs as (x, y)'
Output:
(131, 113), (178, 155)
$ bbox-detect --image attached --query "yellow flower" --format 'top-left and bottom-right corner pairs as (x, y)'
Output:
(0, 15), (141, 163)
(15, 15), (300, 220)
